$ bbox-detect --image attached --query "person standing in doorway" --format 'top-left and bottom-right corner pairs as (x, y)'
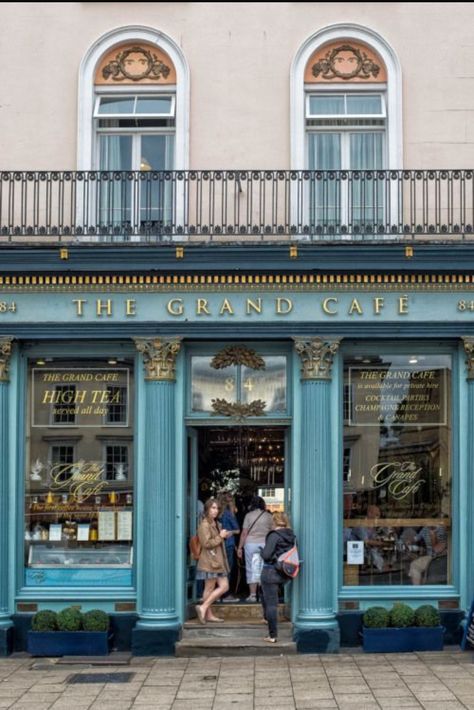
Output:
(218, 492), (240, 601)
(260, 511), (296, 643)
(237, 496), (273, 602)
(195, 498), (231, 624)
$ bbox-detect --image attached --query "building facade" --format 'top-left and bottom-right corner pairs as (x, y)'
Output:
(1, 2), (474, 654)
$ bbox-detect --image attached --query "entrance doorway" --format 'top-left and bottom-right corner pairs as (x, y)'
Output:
(186, 425), (288, 607)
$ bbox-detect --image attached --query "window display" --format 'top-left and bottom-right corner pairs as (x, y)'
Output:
(25, 358), (134, 586)
(342, 353), (451, 586)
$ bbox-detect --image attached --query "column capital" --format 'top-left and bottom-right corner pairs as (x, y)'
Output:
(0, 338), (14, 383)
(133, 337), (182, 381)
(462, 337), (474, 379)
(293, 337), (342, 381)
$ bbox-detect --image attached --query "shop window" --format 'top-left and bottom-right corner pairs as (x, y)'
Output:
(25, 359), (134, 587)
(190, 352), (287, 415)
(342, 353), (452, 587)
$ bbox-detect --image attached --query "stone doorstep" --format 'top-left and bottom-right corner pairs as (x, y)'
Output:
(175, 637), (297, 657)
(182, 621), (293, 640)
(187, 602), (289, 622)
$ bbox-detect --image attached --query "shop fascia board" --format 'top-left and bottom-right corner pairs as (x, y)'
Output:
(0, 243), (472, 273)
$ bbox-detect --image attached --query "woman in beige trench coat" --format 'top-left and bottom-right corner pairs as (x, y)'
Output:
(195, 498), (231, 624)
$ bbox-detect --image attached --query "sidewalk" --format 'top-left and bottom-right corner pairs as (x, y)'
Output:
(1, 649), (474, 709)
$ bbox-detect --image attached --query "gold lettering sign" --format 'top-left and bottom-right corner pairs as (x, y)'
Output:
(370, 461), (426, 501)
(49, 461), (109, 503)
(348, 367), (445, 426)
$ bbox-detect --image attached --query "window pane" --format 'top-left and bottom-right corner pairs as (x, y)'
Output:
(309, 95), (345, 115)
(308, 133), (341, 227)
(350, 133), (384, 224)
(240, 357), (287, 413)
(98, 97), (135, 114)
(26, 359), (134, 584)
(136, 96), (173, 115)
(343, 354), (451, 587)
(139, 135), (175, 226)
(98, 135), (133, 227)
(191, 357), (237, 413)
(346, 95), (382, 115)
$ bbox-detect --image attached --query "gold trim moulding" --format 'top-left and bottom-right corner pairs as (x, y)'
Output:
(0, 273), (474, 291)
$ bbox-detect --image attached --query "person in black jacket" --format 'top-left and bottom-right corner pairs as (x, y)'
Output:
(260, 511), (296, 643)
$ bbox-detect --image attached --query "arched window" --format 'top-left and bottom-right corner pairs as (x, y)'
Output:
(78, 26), (189, 236)
(291, 24), (402, 232)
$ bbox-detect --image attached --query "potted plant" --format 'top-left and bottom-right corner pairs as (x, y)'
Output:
(362, 603), (444, 653)
(27, 607), (111, 656)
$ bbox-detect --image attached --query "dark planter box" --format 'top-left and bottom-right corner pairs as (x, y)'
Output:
(27, 631), (110, 656)
(362, 626), (444, 653)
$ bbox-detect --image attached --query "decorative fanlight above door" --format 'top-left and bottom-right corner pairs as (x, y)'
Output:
(210, 345), (266, 419)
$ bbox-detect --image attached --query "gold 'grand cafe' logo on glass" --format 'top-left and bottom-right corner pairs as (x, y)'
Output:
(49, 460), (109, 502)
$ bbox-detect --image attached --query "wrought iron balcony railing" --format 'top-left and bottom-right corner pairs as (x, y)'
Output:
(0, 169), (473, 242)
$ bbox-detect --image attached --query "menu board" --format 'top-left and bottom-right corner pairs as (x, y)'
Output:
(117, 511), (133, 541)
(348, 367), (446, 426)
(98, 511), (116, 540)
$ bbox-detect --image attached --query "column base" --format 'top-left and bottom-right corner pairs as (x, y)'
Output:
(294, 620), (340, 654)
(132, 624), (181, 656)
(0, 627), (13, 657)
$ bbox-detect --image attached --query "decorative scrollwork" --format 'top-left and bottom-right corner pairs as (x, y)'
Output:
(134, 337), (181, 381)
(0, 337), (14, 382)
(293, 337), (341, 380)
(102, 46), (171, 82)
(211, 398), (267, 419)
(463, 337), (474, 379)
(312, 44), (380, 81)
(211, 345), (265, 370)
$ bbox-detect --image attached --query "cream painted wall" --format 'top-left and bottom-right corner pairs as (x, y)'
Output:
(2, 2), (474, 169)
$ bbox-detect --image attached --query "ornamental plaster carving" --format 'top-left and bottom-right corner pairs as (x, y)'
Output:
(134, 337), (181, 381)
(462, 337), (474, 379)
(0, 337), (14, 382)
(293, 337), (341, 380)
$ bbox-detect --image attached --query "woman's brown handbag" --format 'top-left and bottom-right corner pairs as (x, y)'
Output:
(189, 534), (202, 561)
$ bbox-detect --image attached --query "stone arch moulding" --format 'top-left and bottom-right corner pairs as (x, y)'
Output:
(78, 25), (190, 170)
(290, 23), (402, 170)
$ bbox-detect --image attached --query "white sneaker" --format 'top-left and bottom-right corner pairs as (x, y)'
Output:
(246, 594), (257, 603)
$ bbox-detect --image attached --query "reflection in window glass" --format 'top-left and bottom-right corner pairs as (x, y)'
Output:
(343, 353), (451, 587)
(25, 359), (134, 585)
(191, 357), (237, 412)
(191, 355), (287, 414)
(241, 357), (286, 412)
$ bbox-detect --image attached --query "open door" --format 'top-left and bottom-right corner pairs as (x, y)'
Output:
(185, 427), (199, 605)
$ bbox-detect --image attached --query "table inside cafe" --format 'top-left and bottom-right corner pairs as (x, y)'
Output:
(343, 518), (451, 586)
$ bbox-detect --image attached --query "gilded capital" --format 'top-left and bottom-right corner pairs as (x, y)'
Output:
(0, 337), (14, 382)
(293, 337), (341, 380)
(462, 337), (474, 379)
(134, 337), (182, 381)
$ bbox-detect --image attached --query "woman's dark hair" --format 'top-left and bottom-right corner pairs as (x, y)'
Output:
(249, 495), (266, 512)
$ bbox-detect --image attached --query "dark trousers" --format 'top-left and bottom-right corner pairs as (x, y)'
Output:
(260, 566), (285, 639)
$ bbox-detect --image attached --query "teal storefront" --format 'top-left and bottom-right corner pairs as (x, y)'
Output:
(0, 251), (472, 654)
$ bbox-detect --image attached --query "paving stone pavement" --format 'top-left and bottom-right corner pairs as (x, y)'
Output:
(1, 649), (474, 709)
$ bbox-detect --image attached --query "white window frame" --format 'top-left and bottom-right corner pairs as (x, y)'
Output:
(78, 26), (189, 239)
(291, 24), (402, 233)
(305, 87), (387, 228)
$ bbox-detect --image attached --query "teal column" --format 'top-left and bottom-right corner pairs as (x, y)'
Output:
(293, 337), (341, 653)
(0, 338), (13, 656)
(132, 337), (181, 655)
(463, 338), (474, 604)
